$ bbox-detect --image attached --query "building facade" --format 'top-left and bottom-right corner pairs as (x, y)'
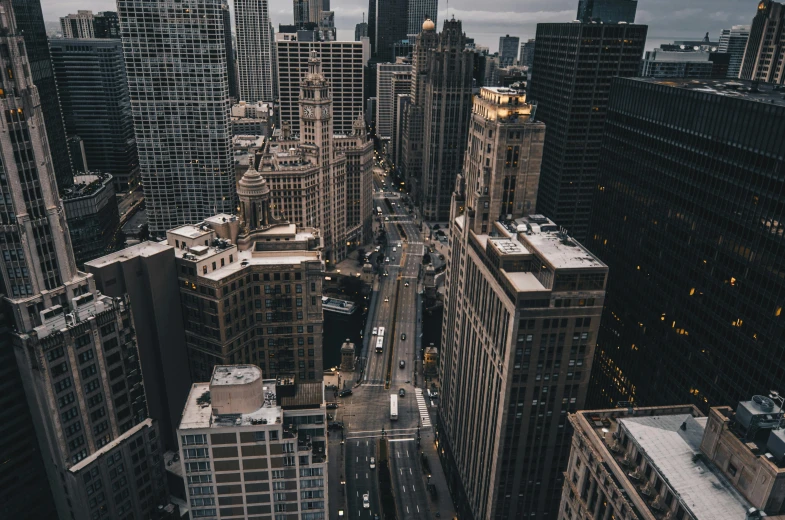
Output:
(376, 62), (413, 141)
(62, 173), (121, 267)
(586, 77), (785, 413)
(369, 0), (408, 61)
(12, 0), (74, 191)
(178, 366), (328, 519)
(355, 21), (368, 41)
(118, 0), (235, 235)
(234, 0), (275, 103)
(640, 47), (730, 78)
(576, 0), (638, 23)
(231, 101), (273, 137)
(739, 0), (785, 84)
(49, 37), (140, 191)
(60, 10), (95, 38)
(439, 86), (608, 519)
(499, 34), (520, 66)
(528, 22), (647, 240)
(0, 5), (169, 518)
(520, 38), (535, 68)
(390, 72), (412, 168)
(419, 18), (475, 221)
(407, 0), (437, 36)
(718, 25), (751, 78)
(276, 31), (368, 136)
(222, 2), (239, 101)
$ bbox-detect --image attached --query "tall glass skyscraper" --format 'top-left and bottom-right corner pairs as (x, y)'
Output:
(234, 0), (274, 103)
(118, 0), (235, 235)
(576, 0), (638, 23)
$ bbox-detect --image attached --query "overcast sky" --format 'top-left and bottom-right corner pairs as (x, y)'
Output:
(42, 0), (760, 52)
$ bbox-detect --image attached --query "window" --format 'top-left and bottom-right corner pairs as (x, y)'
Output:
(54, 377), (72, 393)
(181, 434), (207, 446)
(185, 462), (211, 473)
(184, 448), (209, 459)
(189, 486), (213, 496)
(728, 463), (738, 476)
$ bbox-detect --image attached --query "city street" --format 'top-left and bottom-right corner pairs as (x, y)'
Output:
(336, 165), (436, 520)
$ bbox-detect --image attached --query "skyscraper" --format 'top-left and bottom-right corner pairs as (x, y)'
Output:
(275, 28), (369, 136)
(528, 22), (647, 240)
(718, 25), (751, 78)
(419, 18), (475, 221)
(577, 0), (638, 23)
(62, 173), (121, 267)
(369, 0), (408, 61)
(407, 0), (437, 35)
(739, 0), (785, 84)
(118, 0), (235, 235)
(586, 77), (785, 413)
(0, 3), (168, 517)
(49, 37), (140, 191)
(60, 10), (95, 38)
(355, 20), (368, 41)
(11, 0), (73, 190)
(222, 2), (240, 101)
(640, 46), (730, 78)
(499, 34), (520, 66)
(520, 38), (536, 68)
(376, 62), (413, 141)
(439, 86), (607, 519)
(235, 0), (275, 103)
(93, 11), (120, 38)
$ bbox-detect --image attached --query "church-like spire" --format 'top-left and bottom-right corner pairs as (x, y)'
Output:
(237, 155), (273, 232)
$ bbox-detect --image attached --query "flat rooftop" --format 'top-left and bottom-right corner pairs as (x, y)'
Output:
(85, 240), (171, 268)
(504, 271), (548, 293)
(634, 78), (785, 108)
(211, 365), (262, 386)
(179, 381), (282, 430)
(198, 249), (321, 281)
(170, 224), (211, 240)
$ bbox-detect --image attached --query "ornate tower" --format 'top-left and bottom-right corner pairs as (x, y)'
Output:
(299, 50), (334, 165)
(237, 158), (274, 233)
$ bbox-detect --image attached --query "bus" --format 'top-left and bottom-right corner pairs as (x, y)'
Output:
(377, 327), (385, 338)
(376, 206), (382, 215)
(375, 337), (384, 353)
(390, 394), (398, 420)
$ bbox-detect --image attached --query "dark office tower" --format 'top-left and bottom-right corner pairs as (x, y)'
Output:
(577, 0), (637, 23)
(93, 11), (120, 38)
(407, 0), (437, 35)
(371, 0), (408, 61)
(439, 87), (607, 519)
(49, 38), (140, 191)
(222, 3), (239, 101)
(499, 34), (520, 66)
(740, 0), (785, 84)
(719, 25), (750, 78)
(118, 0), (235, 235)
(0, 3), (168, 518)
(0, 300), (57, 518)
(520, 38), (535, 68)
(528, 22), (647, 240)
(356, 21), (368, 40)
(418, 18), (474, 221)
(11, 0), (73, 191)
(640, 46), (730, 79)
(586, 77), (785, 413)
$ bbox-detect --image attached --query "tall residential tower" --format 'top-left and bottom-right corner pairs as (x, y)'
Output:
(234, 0), (275, 103)
(118, 0), (235, 235)
(739, 0), (785, 84)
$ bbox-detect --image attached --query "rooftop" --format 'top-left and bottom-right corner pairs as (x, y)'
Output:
(85, 240), (171, 268)
(70, 419), (154, 473)
(211, 365), (262, 386)
(179, 381), (282, 431)
(62, 172), (113, 200)
(634, 78), (785, 108)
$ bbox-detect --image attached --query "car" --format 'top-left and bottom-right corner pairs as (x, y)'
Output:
(328, 421), (344, 430)
(372, 327), (378, 335)
(385, 257), (390, 263)
(404, 281), (409, 287)
(370, 457), (376, 469)
(339, 389), (353, 398)
(383, 271), (389, 276)
(401, 333), (406, 340)
(327, 414), (334, 421)
(326, 402), (338, 409)
(399, 389), (406, 397)
(384, 297), (389, 302)
(384, 217), (390, 221)
(399, 360), (405, 369)
(363, 493), (370, 509)
(392, 247), (397, 252)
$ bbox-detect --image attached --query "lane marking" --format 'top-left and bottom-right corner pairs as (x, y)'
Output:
(388, 437), (416, 442)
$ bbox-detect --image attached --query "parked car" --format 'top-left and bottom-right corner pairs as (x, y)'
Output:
(370, 457), (376, 469)
(326, 402), (338, 409)
(399, 389), (406, 397)
(372, 327), (378, 335)
(339, 389), (353, 398)
(328, 421), (344, 430)
(401, 333), (406, 340)
(399, 360), (405, 369)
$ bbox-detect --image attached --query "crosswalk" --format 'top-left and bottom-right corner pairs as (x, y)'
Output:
(415, 389), (432, 427)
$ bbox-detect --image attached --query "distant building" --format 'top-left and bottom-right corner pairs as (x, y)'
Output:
(231, 101), (273, 136)
(718, 25), (750, 78)
(67, 135), (88, 173)
(355, 21), (368, 41)
(222, 2), (239, 100)
(118, 0), (235, 235)
(528, 22), (647, 240)
(499, 34), (520, 66)
(560, 401), (785, 519)
(50, 37), (140, 191)
(740, 0), (785, 84)
(369, 0), (408, 60)
(59, 10), (119, 38)
(62, 173), (121, 267)
(93, 10), (120, 38)
(577, 0), (638, 23)
(640, 47), (730, 78)
(276, 28), (368, 135)
(177, 366), (328, 519)
(234, 0), (274, 102)
(586, 78), (785, 412)
(407, 0), (438, 35)
(520, 38), (535, 68)
(376, 62), (412, 141)
(390, 73), (412, 167)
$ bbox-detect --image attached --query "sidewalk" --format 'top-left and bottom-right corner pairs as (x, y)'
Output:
(420, 419), (458, 519)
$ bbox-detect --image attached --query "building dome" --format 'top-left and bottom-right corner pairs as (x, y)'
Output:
(237, 161), (270, 198)
(422, 18), (435, 31)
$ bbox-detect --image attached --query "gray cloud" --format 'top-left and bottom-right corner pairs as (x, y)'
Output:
(41, 0), (761, 51)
